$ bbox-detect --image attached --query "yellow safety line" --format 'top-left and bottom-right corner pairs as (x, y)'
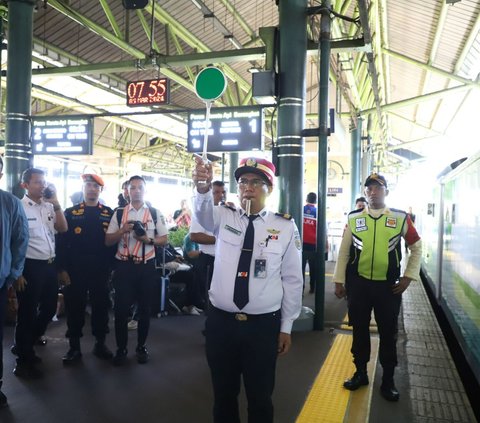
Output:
(345, 337), (379, 423)
(296, 334), (354, 423)
(296, 334), (379, 423)
(341, 313), (378, 333)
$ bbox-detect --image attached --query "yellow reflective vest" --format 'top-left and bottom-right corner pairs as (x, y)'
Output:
(347, 208), (406, 281)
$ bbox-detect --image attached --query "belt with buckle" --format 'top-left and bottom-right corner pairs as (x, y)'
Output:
(27, 257), (55, 264)
(210, 306), (279, 322)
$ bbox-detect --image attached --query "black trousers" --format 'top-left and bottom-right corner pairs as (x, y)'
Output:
(63, 257), (111, 340)
(113, 260), (155, 350)
(0, 284), (7, 384)
(196, 252), (215, 300)
(206, 307), (281, 423)
(346, 275), (402, 370)
(15, 259), (57, 362)
(169, 269), (202, 308)
(302, 249), (319, 291)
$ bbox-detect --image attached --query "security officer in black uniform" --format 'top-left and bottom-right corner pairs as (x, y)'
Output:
(57, 174), (115, 364)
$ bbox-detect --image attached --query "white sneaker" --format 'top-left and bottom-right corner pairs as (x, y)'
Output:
(182, 306), (201, 316)
(127, 320), (138, 330)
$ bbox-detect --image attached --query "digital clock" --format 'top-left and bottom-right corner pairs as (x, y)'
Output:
(126, 78), (170, 107)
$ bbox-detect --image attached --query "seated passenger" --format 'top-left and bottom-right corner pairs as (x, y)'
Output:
(157, 244), (203, 315)
(182, 233), (200, 265)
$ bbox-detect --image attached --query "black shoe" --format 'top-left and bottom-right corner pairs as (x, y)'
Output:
(343, 371), (369, 390)
(135, 346), (149, 364)
(0, 390), (7, 408)
(36, 337), (48, 346)
(10, 345), (42, 364)
(309, 288), (315, 294)
(93, 342), (113, 360)
(13, 362), (43, 379)
(62, 349), (82, 365)
(380, 382), (400, 401)
(113, 349), (128, 366)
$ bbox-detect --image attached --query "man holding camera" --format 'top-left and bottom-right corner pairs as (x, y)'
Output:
(14, 168), (67, 379)
(106, 176), (168, 365)
(56, 174), (116, 364)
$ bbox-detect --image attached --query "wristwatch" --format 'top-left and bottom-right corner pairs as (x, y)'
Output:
(149, 238), (155, 245)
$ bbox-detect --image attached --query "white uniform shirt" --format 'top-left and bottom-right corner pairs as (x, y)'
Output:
(190, 215), (216, 256)
(194, 191), (303, 334)
(107, 203), (168, 261)
(21, 196), (56, 260)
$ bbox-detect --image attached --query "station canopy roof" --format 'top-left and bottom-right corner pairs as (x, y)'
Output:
(1, 0), (479, 177)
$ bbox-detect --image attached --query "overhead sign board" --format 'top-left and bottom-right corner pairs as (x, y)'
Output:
(31, 116), (93, 155)
(126, 78), (170, 107)
(187, 107), (263, 153)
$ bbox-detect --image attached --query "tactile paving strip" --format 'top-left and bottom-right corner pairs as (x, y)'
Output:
(295, 333), (378, 423)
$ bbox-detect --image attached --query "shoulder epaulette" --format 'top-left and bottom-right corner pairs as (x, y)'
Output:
(101, 205), (114, 214)
(348, 208), (366, 218)
(389, 207), (406, 215)
(222, 204), (236, 211)
(275, 212), (292, 220)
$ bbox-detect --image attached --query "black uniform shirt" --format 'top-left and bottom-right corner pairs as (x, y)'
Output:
(56, 202), (114, 269)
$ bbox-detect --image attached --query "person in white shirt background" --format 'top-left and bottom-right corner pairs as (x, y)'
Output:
(13, 168), (67, 379)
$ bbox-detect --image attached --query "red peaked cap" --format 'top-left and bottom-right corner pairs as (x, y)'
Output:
(81, 174), (105, 187)
(234, 157), (276, 186)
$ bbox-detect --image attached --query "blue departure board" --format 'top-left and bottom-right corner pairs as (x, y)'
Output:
(187, 107), (263, 153)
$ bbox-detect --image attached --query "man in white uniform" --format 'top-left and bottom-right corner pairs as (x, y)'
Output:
(192, 157), (303, 423)
(14, 168), (67, 379)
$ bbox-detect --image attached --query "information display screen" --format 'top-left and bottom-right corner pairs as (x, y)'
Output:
(31, 116), (93, 155)
(187, 107), (263, 153)
(126, 78), (170, 107)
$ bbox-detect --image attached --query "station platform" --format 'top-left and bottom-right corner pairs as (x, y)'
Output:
(0, 261), (476, 423)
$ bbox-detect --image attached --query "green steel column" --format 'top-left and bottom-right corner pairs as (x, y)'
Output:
(350, 118), (362, 206)
(277, 0), (307, 226)
(229, 152), (238, 194)
(5, 0), (35, 197)
(314, 0), (331, 331)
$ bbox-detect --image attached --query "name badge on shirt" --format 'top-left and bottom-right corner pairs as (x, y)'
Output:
(355, 217), (367, 232)
(385, 217), (397, 228)
(224, 224), (242, 236)
(254, 259), (267, 279)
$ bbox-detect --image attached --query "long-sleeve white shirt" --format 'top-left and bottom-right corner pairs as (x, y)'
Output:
(193, 190), (303, 334)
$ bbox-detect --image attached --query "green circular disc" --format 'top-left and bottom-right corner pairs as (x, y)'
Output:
(194, 67), (227, 101)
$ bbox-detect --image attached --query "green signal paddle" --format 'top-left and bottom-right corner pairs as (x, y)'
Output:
(194, 67), (227, 168)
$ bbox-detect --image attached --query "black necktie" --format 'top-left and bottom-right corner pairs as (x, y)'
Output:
(233, 214), (258, 309)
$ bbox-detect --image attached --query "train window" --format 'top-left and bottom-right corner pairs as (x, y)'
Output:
(427, 203), (435, 216)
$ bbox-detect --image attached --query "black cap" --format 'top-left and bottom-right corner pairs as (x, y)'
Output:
(364, 173), (387, 188)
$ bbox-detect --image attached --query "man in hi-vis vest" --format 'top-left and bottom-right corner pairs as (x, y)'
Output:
(333, 173), (422, 402)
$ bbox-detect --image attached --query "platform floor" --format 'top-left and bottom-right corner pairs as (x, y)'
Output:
(0, 261), (476, 423)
